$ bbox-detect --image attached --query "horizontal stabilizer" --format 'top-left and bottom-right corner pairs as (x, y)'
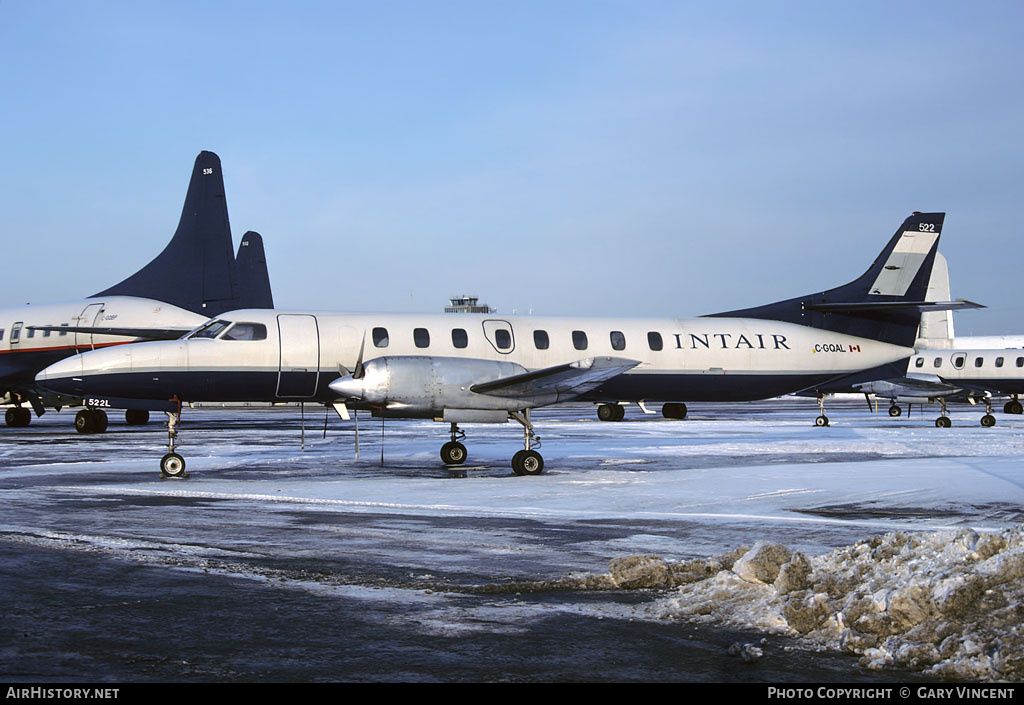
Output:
(804, 299), (984, 314)
(471, 357), (640, 399)
(27, 325), (191, 340)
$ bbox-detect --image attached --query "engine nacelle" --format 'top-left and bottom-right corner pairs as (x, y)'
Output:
(329, 356), (532, 417)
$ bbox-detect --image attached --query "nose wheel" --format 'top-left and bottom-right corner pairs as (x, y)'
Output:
(160, 406), (188, 478)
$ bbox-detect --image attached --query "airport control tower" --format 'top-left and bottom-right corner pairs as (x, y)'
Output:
(444, 295), (494, 313)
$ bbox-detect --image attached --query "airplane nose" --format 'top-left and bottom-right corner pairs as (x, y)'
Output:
(328, 375), (364, 400)
(35, 355), (85, 391)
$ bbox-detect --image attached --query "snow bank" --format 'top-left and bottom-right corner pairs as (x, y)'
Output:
(627, 525), (1024, 681)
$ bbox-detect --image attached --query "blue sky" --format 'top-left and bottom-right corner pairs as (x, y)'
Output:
(2, 1), (1023, 334)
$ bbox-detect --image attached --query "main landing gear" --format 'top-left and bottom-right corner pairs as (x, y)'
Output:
(75, 408), (108, 434)
(159, 406), (188, 479)
(4, 406), (32, 427)
(662, 402), (687, 420)
(1004, 397), (1023, 415)
(597, 403), (625, 422)
(935, 398), (952, 428)
(440, 423), (468, 465)
(510, 409), (544, 476)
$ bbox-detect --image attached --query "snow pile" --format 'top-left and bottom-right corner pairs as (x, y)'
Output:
(642, 525), (1024, 681)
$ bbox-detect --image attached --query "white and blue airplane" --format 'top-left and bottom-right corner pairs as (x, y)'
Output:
(832, 253), (1024, 426)
(38, 212), (967, 477)
(1, 151), (274, 433)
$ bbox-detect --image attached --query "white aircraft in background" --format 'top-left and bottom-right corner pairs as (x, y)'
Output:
(39, 212), (968, 477)
(846, 253), (1024, 427)
(1, 151), (274, 433)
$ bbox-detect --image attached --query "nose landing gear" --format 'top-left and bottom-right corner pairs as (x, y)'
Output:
(160, 404), (188, 479)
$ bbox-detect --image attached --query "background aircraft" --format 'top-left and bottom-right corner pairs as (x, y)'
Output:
(39, 212), (962, 477)
(1, 151), (274, 432)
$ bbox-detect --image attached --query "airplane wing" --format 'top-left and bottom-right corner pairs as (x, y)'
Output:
(26, 325), (191, 340)
(471, 356), (640, 401)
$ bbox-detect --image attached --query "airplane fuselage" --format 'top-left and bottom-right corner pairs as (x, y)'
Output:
(38, 308), (915, 408)
(1, 297), (207, 385)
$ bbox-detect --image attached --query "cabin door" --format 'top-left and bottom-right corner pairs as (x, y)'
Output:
(277, 314), (320, 398)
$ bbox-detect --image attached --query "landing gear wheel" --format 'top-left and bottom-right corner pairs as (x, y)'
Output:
(92, 409), (108, 433)
(160, 452), (187, 478)
(597, 404), (624, 422)
(981, 414), (996, 428)
(125, 409), (150, 425)
(440, 441), (467, 465)
(888, 405), (902, 417)
(75, 409), (95, 434)
(5, 407), (31, 427)
(511, 449), (544, 476)
(1005, 400), (1023, 415)
(662, 402), (688, 420)
(815, 415), (829, 427)
(935, 417), (952, 428)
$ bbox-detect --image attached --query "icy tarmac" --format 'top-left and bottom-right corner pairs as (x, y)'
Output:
(1, 398), (1022, 682)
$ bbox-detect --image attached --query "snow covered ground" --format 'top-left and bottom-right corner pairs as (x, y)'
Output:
(2, 397), (1022, 681)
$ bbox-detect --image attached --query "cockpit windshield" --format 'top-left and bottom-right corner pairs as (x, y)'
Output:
(222, 322), (268, 341)
(188, 319), (231, 339)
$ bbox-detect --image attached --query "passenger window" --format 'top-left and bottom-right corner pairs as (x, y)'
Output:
(60, 323), (68, 336)
(43, 327), (51, 338)
(451, 328), (468, 348)
(534, 330), (549, 350)
(974, 357), (984, 368)
(27, 328), (35, 339)
(494, 329), (512, 350)
(414, 328), (430, 348)
(996, 357), (1004, 368)
(933, 357), (942, 368)
(0, 328), (4, 341)
(372, 327), (389, 348)
(648, 332), (663, 351)
(610, 331), (626, 351)
(914, 358), (924, 368)
(952, 354), (966, 370)
(572, 331), (588, 350)
(222, 323), (268, 341)
(1017, 357), (1023, 368)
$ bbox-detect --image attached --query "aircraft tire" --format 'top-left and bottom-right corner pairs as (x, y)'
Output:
(815, 415), (829, 427)
(75, 410), (95, 434)
(888, 405), (901, 417)
(6, 407), (31, 427)
(981, 414), (996, 428)
(440, 441), (467, 465)
(597, 404), (624, 422)
(662, 403), (687, 420)
(512, 449), (544, 476)
(125, 409), (150, 425)
(1005, 400), (1023, 415)
(935, 417), (952, 428)
(160, 452), (187, 478)
(92, 409), (108, 433)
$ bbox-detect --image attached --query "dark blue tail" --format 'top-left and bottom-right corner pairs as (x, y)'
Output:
(92, 151), (273, 316)
(235, 231), (274, 309)
(707, 212), (952, 347)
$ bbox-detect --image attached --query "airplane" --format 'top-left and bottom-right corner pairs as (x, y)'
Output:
(1, 151), (274, 433)
(825, 253), (1024, 426)
(37, 211), (964, 478)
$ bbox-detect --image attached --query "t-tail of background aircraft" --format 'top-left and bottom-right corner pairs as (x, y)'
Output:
(1, 151), (274, 432)
(38, 211), (971, 477)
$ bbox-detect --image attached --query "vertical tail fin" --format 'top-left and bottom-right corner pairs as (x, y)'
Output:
(235, 231), (275, 309)
(707, 212), (965, 347)
(91, 151), (242, 316)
